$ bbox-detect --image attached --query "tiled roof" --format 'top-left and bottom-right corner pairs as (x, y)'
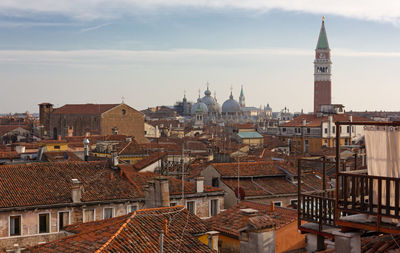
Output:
(52, 104), (120, 115)
(132, 152), (165, 171)
(0, 151), (20, 159)
(0, 161), (142, 208)
(120, 166), (223, 196)
(42, 151), (82, 162)
(281, 113), (370, 127)
(28, 206), (214, 253)
(0, 125), (28, 136)
(211, 161), (285, 177)
(361, 234), (400, 253)
(222, 177), (298, 196)
(206, 201), (297, 238)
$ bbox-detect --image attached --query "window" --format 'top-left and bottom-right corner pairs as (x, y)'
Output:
(127, 205), (138, 213)
(282, 128), (286, 132)
(170, 202), (177, 207)
(58, 211), (70, 231)
(307, 128), (310, 134)
(212, 177), (219, 188)
(324, 128), (328, 134)
(122, 109), (126, 115)
(54, 145), (60, 149)
(39, 213), (50, 234)
(210, 199), (219, 217)
(339, 126), (342, 133)
(103, 208), (114, 219)
(83, 209), (95, 222)
(10, 215), (21, 236)
(186, 201), (196, 214)
(347, 126), (350, 133)
(290, 199), (298, 206)
(273, 201), (282, 207)
(332, 126), (336, 134)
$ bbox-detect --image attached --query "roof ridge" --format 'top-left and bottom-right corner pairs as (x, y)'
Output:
(95, 211), (137, 253)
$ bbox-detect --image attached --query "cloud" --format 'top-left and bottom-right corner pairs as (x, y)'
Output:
(0, 48), (399, 68)
(1, 0), (400, 24)
(80, 23), (111, 32)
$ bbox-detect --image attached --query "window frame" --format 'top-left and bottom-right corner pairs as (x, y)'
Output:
(57, 210), (71, 232)
(38, 212), (51, 234)
(83, 208), (96, 223)
(185, 200), (196, 214)
(209, 199), (220, 217)
(273, 201), (283, 207)
(9, 214), (22, 237)
(127, 204), (139, 214)
(103, 207), (115, 219)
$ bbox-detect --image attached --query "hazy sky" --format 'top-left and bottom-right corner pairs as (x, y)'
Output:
(2, 1), (400, 114)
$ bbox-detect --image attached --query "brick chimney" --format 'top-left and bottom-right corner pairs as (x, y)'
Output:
(71, 179), (83, 203)
(195, 177), (204, 193)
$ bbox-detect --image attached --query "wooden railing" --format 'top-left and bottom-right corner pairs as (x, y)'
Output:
(299, 189), (336, 230)
(338, 172), (400, 221)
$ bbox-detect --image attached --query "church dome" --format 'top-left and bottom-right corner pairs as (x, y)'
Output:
(265, 103), (272, 111)
(191, 97), (208, 115)
(201, 86), (219, 114)
(222, 92), (240, 113)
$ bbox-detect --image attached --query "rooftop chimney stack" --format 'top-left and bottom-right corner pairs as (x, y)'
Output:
(270, 202), (275, 212)
(302, 119), (306, 127)
(196, 177), (204, 193)
(83, 138), (90, 161)
(71, 179), (83, 203)
(155, 177), (170, 207)
(111, 151), (119, 168)
(145, 177), (170, 208)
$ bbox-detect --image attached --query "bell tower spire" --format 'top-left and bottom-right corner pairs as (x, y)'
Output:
(314, 16), (332, 113)
(239, 85), (245, 108)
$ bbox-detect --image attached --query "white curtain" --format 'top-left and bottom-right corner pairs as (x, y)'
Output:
(365, 127), (400, 213)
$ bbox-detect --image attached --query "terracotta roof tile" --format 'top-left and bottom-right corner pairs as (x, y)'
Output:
(28, 206), (214, 253)
(206, 201), (297, 238)
(282, 113), (370, 127)
(53, 104), (120, 115)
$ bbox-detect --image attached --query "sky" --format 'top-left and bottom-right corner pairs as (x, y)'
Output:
(2, 1), (400, 114)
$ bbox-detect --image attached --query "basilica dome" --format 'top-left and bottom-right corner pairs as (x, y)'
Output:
(201, 86), (220, 114)
(222, 92), (241, 114)
(191, 97), (208, 115)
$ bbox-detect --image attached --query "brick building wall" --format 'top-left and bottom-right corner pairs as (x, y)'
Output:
(314, 81), (331, 113)
(100, 104), (148, 143)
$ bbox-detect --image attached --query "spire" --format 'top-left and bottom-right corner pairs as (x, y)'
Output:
(229, 86), (233, 99)
(240, 85), (244, 97)
(316, 16), (329, 50)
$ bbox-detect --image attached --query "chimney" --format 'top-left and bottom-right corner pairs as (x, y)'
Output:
(144, 182), (156, 208)
(83, 138), (90, 161)
(302, 119), (306, 127)
(195, 177), (204, 193)
(349, 115), (353, 122)
(71, 179), (83, 203)
(270, 202), (275, 212)
(111, 151), (119, 168)
(155, 177), (170, 207)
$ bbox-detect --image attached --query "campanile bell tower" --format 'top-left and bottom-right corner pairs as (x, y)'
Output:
(314, 17), (332, 113)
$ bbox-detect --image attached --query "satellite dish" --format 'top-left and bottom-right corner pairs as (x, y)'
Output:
(234, 187), (245, 200)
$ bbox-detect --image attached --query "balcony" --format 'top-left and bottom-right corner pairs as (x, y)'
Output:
(298, 121), (400, 237)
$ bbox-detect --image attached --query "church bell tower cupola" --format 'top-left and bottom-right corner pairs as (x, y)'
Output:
(314, 16), (332, 113)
